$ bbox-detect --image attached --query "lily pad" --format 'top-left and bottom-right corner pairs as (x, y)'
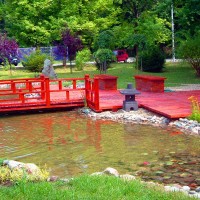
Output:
(165, 161), (173, 166)
(155, 171), (164, 175)
(163, 176), (171, 179)
(141, 153), (149, 156)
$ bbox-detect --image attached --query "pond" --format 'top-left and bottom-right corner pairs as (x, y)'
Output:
(0, 110), (199, 187)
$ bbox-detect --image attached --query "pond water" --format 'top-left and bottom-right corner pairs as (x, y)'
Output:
(0, 110), (199, 187)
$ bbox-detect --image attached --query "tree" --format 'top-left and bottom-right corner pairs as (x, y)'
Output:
(1, 0), (120, 48)
(0, 33), (18, 73)
(54, 28), (82, 73)
(75, 48), (91, 71)
(136, 13), (171, 46)
(93, 49), (115, 74)
(1, 0), (55, 46)
(93, 30), (116, 51)
(178, 34), (200, 77)
(175, 0), (200, 38)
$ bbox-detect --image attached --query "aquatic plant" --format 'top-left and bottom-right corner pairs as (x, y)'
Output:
(188, 96), (200, 122)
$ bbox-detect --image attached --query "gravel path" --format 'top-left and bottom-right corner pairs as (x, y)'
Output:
(166, 84), (200, 91)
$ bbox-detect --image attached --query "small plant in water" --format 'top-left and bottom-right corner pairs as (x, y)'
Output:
(188, 96), (200, 122)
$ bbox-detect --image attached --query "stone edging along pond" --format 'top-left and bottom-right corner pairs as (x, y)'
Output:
(1, 161), (200, 198)
(80, 108), (200, 136)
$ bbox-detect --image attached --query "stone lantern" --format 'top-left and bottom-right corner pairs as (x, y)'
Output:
(120, 83), (140, 111)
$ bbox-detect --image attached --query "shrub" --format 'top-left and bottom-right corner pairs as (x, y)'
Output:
(22, 50), (49, 74)
(178, 34), (200, 77)
(188, 96), (200, 122)
(93, 48), (115, 73)
(139, 46), (165, 72)
(75, 48), (91, 71)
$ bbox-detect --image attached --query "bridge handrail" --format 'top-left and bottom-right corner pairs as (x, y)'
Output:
(85, 75), (100, 111)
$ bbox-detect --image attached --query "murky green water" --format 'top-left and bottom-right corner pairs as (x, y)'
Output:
(0, 111), (199, 186)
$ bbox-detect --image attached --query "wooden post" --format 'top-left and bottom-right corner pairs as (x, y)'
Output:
(25, 80), (29, 90)
(66, 91), (70, 101)
(45, 77), (50, 107)
(40, 75), (45, 99)
(11, 81), (16, 93)
(28, 82), (32, 92)
(58, 80), (62, 90)
(19, 89), (25, 104)
(73, 80), (76, 89)
(85, 74), (90, 106)
(94, 77), (99, 111)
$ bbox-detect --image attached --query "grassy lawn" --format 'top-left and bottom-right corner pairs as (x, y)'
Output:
(0, 62), (199, 89)
(0, 175), (195, 200)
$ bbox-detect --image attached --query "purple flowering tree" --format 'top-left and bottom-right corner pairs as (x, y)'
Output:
(54, 28), (82, 73)
(0, 33), (18, 73)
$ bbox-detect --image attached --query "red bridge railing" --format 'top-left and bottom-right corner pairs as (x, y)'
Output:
(0, 75), (86, 111)
(85, 75), (100, 112)
(0, 74), (113, 112)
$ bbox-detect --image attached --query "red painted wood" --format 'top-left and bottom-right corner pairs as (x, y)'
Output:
(134, 75), (166, 93)
(0, 76), (85, 113)
(0, 76), (199, 119)
(90, 89), (200, 119)
(94, 75), (118, 90)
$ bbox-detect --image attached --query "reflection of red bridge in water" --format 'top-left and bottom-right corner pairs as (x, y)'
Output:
(0, 74), (200, 119)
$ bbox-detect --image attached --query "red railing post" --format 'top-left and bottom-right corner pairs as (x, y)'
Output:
(66, 91), (69, 101)
(25, 80), (29, 90)
(45, 77), (50, 107)
(19, 89), (25, 104)
(11, 81), (16, 93)
(73, 80), (76, 89)
(85, 75), (90, 105)
(94, 77), (99, 111)
(58, 80), (62, 90)
(28, 82), (32, 92)
(40, 75), (45, 99)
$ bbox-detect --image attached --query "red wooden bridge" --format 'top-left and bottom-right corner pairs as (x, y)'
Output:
(0, 74), (199, 119)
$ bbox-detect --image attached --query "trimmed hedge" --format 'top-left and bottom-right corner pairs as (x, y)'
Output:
(139, 46), (165, 72)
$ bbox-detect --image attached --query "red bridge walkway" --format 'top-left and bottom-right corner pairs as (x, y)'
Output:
(0, 75), (199, 119)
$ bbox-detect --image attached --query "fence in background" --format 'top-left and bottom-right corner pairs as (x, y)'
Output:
(17, 47), (65, 61)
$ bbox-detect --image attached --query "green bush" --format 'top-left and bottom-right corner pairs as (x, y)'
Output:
(22, 50), (48, 73)
(139, 46), (165, 72)
(93, 48), (115, 73)
(75, 48), (91, 71)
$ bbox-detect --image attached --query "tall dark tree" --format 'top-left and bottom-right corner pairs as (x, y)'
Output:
(115, 0), (159, 66)
(54, 28), (82, 73)
(175, 0), (200, 38)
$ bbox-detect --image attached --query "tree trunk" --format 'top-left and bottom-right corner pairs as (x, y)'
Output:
(135, 45), (139, 69)
(9, 62), (12, 75)
(195, 68), (200, 77)
(63, 56), (67, 67)
(70, 60), (73, 74)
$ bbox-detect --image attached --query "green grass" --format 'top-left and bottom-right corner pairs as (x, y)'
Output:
(0, 61), (199, 89)
(0, 175), (195, 200)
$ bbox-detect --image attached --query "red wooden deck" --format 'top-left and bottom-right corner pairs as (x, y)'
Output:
(0, 75), (199, 119)
(96, 90), (200, 119)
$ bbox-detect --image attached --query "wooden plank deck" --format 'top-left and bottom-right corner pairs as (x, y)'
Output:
(97, 90), (200, 119)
